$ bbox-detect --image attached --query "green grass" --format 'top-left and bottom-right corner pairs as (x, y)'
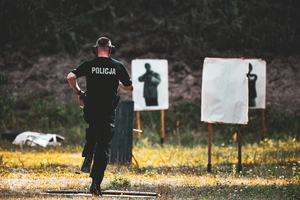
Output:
(1, 93), (299, 149)
(1, 142), (300, 199)
(135, 102), (300, 147)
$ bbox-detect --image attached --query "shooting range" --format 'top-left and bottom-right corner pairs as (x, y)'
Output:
(132, 59), (169, 143)
(2, 1), (300, 199)
(201, 57), (249, 172)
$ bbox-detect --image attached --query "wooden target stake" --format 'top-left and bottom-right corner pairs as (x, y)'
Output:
(136, 111), (141, 138)
(237, 124), (242, 172)
(261, 109), (266, 140)
(207, 123), (212, 172)
(160, 110), (165, 145)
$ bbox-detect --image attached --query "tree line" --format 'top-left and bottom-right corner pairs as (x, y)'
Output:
(0, 0), (299, 54)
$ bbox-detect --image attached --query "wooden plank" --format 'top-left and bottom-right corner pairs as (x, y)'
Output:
(237, 124), (242, 172)
(261, 109), (266, 140)
(104, 190), (157, 196)
(45, 190), (157, 196)
(207, 123), (212, 172)
(160, 110), (165, 144)
(137, 111), (141, 138)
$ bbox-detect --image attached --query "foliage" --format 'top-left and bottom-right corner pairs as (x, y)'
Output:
(0, 0), (299, 53)
(109, 172), (131, 188)
(0, 72), (8, 85)
(0, 92), (87, 145)
(1, 94), (299, 147)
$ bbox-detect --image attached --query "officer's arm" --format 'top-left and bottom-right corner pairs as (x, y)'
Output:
(67, 72), (84, 103)
(118, 82), (134, 91)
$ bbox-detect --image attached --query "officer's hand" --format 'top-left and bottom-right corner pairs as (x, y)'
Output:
(118, 82), (125, 90)
(77, 92), (85, 103)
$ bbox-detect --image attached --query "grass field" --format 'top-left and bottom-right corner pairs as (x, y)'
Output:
(1, 95), (300, 199)
(1, 138), (300, 199)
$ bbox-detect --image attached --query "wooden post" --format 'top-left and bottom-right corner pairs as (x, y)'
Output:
(160, 110), (165, 145)
(207, 123), (212, 173)
(237, 124), (242, 172)
(110, 101), (134, 165)
(261, 109), (266, 140)
(136, 111), (141, 139)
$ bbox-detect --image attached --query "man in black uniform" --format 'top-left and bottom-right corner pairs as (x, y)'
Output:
(67, 37), (134, 195)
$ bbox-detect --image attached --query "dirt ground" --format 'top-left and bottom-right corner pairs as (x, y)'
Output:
(0, 173), (296, 200)
(1, 44), (299, 115)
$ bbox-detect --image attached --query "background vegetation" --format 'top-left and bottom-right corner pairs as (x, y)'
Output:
(1, 0), (299, 54)
(0, 93), (299, 148)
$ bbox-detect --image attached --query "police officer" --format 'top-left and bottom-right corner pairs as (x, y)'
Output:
(67, 37), (134, 195)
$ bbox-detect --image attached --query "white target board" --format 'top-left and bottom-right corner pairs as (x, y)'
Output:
(245, 59), (266, 109)
(201, 58), (249, 124)
(132, 59), (169, 111)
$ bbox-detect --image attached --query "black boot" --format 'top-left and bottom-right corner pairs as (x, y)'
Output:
(81, 155), (93, 173)
(90, 179), (102, 196)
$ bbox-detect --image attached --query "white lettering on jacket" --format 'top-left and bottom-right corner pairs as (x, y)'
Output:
(92, 67), (116, 75)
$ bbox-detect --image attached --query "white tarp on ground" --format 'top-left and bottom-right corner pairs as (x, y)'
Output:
(13, 131), (65, 147)
(132, 59), (169, 111)
(201, 58), (249, 124)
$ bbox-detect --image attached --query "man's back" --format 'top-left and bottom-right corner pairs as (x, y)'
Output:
(72, 57), (131, 96)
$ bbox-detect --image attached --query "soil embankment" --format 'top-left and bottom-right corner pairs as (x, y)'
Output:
(1, 44), (299, 115)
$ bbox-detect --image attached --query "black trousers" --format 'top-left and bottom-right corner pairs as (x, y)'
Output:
(82, 96), (117, 183)
(82, 127), (96, 157)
